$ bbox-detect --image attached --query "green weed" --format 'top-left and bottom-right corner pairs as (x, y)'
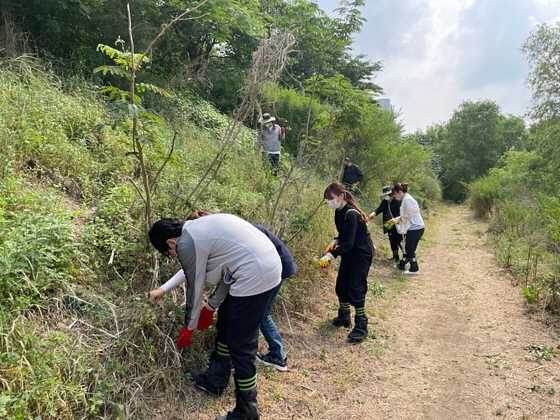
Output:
(524, 344), (557, 362)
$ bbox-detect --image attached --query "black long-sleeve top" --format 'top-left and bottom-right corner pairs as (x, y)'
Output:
(373, 198), (402, 234)
(373, 198), (401, 224)
(330, 204), (374, 259)
(341, 164), (363, 186)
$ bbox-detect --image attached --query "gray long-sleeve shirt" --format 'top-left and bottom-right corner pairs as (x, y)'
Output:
(174, 213), (282, 330)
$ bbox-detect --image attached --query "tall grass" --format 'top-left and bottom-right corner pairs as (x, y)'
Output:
(467, 159), (560, 314)
(0, 55), (443, 418)
(0, 58), (337, 419)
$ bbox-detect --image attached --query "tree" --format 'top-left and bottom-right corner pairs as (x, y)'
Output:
(404, 124), (446, 174)
(438, 100), (525, 202)
(275, 0), (382, 91)
(522, 21), (560, 119)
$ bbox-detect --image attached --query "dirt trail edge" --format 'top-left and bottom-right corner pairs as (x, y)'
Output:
(264, 204), (559, 420)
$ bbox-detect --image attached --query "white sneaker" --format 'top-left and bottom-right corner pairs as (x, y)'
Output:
(404, 270), (419, 275)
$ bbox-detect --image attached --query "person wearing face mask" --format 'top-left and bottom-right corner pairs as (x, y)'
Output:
(318, 182), (374, 342)
(256, 113), (285, 176)
(367, 185), (403, 262)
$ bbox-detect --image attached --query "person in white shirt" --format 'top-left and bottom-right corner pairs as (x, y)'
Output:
(390, 182), (425, 275)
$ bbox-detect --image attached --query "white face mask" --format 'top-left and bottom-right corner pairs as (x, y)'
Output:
(264, 122), (273, 128)
(383, 196), (391, 201)
(327, 199), (340, 210)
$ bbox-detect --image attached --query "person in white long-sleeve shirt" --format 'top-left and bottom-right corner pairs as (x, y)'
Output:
(148, 213), (281, 420)
(390, 182), (425, 275)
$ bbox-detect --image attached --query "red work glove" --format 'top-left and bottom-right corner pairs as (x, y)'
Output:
(197, 305), (215, 331)
(176, 327), (193, 348)
(324, 239), (338, 255)
(355, 181), (361, 186)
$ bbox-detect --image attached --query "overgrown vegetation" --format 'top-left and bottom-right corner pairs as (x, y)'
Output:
(464, 20), (560, 314)
(6, 2), (560, 419)
(0, 45), (435, 417)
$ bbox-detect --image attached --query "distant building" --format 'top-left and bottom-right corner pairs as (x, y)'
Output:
(366, 92), (392, 111)
(378, 98), (391, 111)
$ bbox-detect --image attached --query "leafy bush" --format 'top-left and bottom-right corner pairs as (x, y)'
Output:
(0, 178), (83, 314)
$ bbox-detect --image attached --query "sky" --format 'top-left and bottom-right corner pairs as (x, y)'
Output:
(316, 0), (560, 133)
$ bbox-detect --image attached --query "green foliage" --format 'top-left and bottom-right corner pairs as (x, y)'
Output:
(467, 175), (501, 218)
(277, 0), (381, 90)
(0, 178), (84, 313)
(438, 100), (526, 202)
(523, 284), (540, 304)
(524, 344), (558, 362)
(261, 83), (329, 156)
(0, 322), (101, 419)
(468, 148), (560, 313)
(522, 21), (560, 119)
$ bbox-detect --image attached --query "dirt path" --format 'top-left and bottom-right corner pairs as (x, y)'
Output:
(186, 204), (559, 420)
(257, 204), (560, 420)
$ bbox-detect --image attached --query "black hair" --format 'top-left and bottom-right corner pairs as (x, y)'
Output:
(148, 218), (183, 254)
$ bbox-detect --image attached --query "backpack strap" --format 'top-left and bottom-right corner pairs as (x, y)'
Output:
(345, 208), (360, 220)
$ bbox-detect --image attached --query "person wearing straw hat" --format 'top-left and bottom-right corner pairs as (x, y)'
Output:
(368, 185), (403, 262)
(256, 113), (285, 176)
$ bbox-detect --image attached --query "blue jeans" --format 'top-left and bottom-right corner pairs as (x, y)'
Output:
(260, 281), (285, 360)
(267, 153), (280, 176)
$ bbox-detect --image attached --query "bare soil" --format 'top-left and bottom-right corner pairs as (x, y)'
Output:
(173, 204), (560, 420)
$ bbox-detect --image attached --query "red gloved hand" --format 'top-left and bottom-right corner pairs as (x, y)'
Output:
(197, 305), (215, 331)
(176, 327), (193, 348)
(355, 181), (361, 186)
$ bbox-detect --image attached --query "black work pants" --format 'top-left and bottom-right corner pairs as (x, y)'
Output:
(388, 229), (403, 253)
(403, 228), (424, 259)
(216, 288), (274, 380)
(335, 251), (373, 308)
(267, 153), (279, 175)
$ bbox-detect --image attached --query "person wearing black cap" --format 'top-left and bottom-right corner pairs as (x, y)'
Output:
(368, 185), (403, 262)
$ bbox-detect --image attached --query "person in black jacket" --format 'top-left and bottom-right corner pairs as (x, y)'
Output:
(318, 182), (374, 342)
(341, 158), (363, 194)
(368, 185), (403, 262)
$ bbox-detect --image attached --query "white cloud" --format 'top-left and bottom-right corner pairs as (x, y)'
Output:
(316, 0), (560, 133)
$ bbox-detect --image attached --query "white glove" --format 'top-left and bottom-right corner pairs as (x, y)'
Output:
(318, 252), (334, 268)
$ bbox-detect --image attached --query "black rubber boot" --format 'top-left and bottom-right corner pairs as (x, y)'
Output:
(331, 308), (351, 328)
(397, 258), (410, 270)
(188, 351), (232, 397)
(408, 260), (419, 273)
(215, 388), (260, 420)
(347, 316), (368, 342)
